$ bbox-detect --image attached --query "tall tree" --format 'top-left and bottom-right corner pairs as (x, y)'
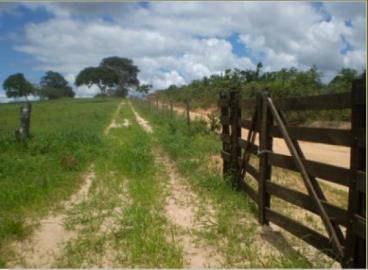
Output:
(100, 57), (140, 97)
(39, 71), (75, 99)
(75, 67), (118, 96)
(2, 73), (34, 100)
(75, 57), (140, 98)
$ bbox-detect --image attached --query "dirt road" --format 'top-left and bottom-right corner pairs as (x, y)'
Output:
(166, 103), (350, 169)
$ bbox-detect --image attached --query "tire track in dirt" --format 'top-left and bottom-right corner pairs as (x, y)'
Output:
(9, 101), (126, 268)
(131, 103), (224, 268)
(9, 166), (95, 268)
(105, 100), (129, 135)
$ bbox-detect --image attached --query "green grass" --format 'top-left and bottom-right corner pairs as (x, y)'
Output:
(56, 102), (183, 267)
(132, 99), (333, 268)
(0, 98), (120, 265)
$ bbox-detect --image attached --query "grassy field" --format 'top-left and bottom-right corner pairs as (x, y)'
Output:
(0, 97), (341, 268)
(0, 98), (120, 265)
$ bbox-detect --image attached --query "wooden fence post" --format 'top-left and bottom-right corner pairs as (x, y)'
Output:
(344, 77), (366, 268)
(170, 100), (173, 118)
(155, 98), (159, 110)
(258, 92), (273, 225)
(220, 91), (231, 176)
(230, 91), (241, 189)
(185, 99), (191, 134)
(16, 102), (32, 140)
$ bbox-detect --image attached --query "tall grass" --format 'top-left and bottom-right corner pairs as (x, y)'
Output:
(0, 98), (120, 265)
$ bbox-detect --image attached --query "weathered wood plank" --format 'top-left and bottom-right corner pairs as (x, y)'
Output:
(239, 160), (259, 181)
(238, 138), (259, 154)
(269, 152), (350, 187)
(220, 134), (231, 143)
(239, 180), (258, 202)
(220, 115), (230, 125)
(266, 181), (348, 226)
(273, 92), (351, 111)
(221, 150), (231, 161)
(218, 97), (230, 107)
(353, 214), (366, 239)
(267, 97), (344, 257)
(240, 118), (260, 131)
(271, 126), (353, 147)
(356, 171), (366, 193)
(265, 208), (340, 261)
(345, 77), (366, 268)
(240, 98), (256, 110)
(259, 92), (273, 225)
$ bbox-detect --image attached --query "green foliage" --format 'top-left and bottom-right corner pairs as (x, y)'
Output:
(2, 73), (34, 100)
(75, 66), (118, 95)
(75, 56), (140, 98)
(153, 65), (363, 123)
(136, 84), (152, 94)
(100, 56), (140, 89)
(39, 71), (75, 100)
(56, 102), (182, 268)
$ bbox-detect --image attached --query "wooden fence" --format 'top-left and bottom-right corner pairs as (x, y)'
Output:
(219, 77), (366, 268)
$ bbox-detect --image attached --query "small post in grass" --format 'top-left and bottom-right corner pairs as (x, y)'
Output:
(16, 102), (32, 140)
(170, 100), (174, 118)
(185, 99), (191, 135)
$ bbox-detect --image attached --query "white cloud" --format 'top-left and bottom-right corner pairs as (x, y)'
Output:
(10, 1), (367, 98)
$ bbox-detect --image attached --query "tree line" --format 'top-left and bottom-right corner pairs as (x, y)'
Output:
(153, 63), (365, 109)
(2, 56), (151, 101)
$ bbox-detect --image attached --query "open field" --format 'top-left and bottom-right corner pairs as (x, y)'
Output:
(0, 98), (357, 268)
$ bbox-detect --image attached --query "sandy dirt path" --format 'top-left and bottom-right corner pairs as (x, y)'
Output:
(131, 104), (224, 268)
(10, 167), (95, 268)
(163, 102), (350, 169)
(9, 100), (127, 268)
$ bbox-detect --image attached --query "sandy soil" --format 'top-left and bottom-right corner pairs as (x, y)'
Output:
(156, 152), (223, 268)
(10, 167), (95, 268)
(104, 100), (127, 135)
(131, 104), (224, 268)
(130, 102), (153, 133)
(9, 102), (129, 268)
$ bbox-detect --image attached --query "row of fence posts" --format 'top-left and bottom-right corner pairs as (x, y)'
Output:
(151, 97), (192, 134)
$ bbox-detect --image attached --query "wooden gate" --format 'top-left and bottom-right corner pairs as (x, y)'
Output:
(219, 77), (366, 268)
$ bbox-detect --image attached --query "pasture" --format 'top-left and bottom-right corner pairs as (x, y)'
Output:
(0, 97), (353, 268)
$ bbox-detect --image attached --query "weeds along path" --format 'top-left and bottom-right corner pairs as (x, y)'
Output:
(9, 166), (95, 268)
(54, 100), (182, 268)
(131, 102), (224, 268)
(8, 100), (127, 268)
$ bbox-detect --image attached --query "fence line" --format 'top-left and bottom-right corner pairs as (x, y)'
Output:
(219, 77), (366, 268)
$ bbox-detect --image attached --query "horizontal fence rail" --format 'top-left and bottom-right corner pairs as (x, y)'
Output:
(219, 77), (366, 268)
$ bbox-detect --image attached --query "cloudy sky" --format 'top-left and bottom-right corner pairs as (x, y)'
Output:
(0, 1), (366, 101)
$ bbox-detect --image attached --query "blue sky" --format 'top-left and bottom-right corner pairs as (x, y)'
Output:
(0, 2), (366, 101)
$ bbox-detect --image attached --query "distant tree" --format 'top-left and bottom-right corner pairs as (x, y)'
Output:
(137, 84), (152, 94)
(330, 68), (359, 84)
(39, 71), (75, 99)
(3, 73), (34, 100)
(75, 57), (140, 98)
(327, 68), (359, 93)
(75, 67), (118, 96)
